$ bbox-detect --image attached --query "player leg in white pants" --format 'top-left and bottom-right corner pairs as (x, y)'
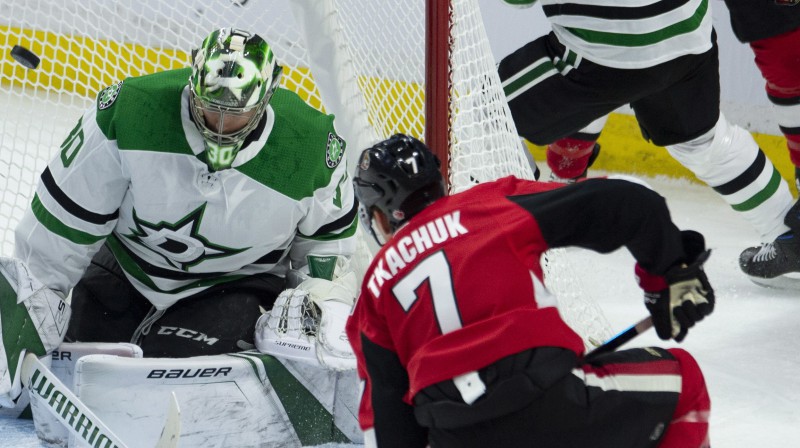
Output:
(667, 115), (800, 287)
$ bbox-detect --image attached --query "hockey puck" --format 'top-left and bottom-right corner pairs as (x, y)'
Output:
(10, 45), (40, 69)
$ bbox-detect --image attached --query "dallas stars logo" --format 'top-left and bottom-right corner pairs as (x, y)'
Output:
(98, 81), (123, 110)
(123, 204), (247, 271)
(326, 132), (345, 168)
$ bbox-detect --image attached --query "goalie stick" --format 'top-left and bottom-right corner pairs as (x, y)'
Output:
(583, 316), (653, 362)
(20, 353), (181, 448)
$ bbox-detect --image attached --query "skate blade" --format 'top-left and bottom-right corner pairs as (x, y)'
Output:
(747, 273), (800, 290)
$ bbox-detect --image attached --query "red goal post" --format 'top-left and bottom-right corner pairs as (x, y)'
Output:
(427, 0), (453, 190)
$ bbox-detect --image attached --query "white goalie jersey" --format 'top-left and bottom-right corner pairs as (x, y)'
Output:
(14, 68), (358, 308)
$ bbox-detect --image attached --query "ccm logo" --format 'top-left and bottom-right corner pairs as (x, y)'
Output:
(147, 367), (232, 379)
(157, 326), (219, 345)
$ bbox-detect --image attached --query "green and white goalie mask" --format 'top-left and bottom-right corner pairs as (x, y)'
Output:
(189, 28), (283, 171)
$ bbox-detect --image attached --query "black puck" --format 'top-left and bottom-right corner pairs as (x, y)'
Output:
(10, 45), (40, 69)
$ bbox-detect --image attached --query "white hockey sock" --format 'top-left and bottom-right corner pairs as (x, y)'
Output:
(667, 115), (793, 241)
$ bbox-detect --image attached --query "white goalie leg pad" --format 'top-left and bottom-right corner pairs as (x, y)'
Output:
(70, 352), (359, 447)
(28, 342), (141, 447)
(667, 114), (793, 241)
(0, 384), (30, 419)
(0, 257), (70, 408)
(277, 357), (363, 443)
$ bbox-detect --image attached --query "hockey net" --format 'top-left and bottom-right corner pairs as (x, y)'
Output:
(0, 0), (611, 348)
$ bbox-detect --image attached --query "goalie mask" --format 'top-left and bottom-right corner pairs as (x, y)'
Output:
(189, 28), (283, 171)
(353, 134), (446, 245)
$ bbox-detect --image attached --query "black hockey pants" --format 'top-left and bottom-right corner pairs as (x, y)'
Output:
(414, 347), (680, 448)
(65, 244), (284, 357)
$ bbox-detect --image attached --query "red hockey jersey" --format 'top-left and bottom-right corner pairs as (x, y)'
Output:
(346, 176), (687, 436)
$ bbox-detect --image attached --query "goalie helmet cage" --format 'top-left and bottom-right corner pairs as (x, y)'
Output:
(0, 0), (611, 347)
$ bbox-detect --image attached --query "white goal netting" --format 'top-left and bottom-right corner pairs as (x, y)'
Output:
(0, 0), (611, 347)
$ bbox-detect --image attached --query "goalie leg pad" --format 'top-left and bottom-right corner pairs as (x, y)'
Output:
(71, 352), (360, 447)
(29, 342), (142, 447)
(0, 257), (70, 407)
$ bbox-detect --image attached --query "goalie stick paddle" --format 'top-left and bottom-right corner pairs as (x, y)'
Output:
(156, 391), (182, 448)
(20, 353), (182, 448)
(583, 316), (653, 362)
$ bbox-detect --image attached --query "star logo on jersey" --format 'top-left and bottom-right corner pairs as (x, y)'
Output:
(123, 204), (247, 271)
(326, 132), (345, 168)
(98, 81), (123, 110)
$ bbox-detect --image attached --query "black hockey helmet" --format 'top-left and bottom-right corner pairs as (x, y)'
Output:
(353, 134), (446, 244)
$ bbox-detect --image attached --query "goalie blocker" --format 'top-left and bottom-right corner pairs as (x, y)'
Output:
(30, 342), (361, 447)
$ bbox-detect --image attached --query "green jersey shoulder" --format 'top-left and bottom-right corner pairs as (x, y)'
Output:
(94, 68), (193, 154)
(92, 68), (348, 200)
(237, 88), (348, 201)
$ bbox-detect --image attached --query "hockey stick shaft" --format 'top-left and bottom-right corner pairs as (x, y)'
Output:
(156, 391), (182, 448)
(21, 353), (129, 448)
(584, 316), (653, 362)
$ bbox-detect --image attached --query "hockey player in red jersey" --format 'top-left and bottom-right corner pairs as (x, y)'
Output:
(347, 134), (714, 448)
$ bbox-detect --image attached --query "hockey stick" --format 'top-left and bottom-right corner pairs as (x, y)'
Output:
(157, 391), (182, 448)
(20, 353), (181, 448)
(583, 316), (653, 362)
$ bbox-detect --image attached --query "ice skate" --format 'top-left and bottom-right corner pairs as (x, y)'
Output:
(740, 198), (800, 288)
(739, 232), (800, 289)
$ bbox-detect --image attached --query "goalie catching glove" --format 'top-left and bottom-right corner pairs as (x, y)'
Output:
(255, 271), (357, 371)
(636, 231), (715, 342)
(0, 257), (71, 407)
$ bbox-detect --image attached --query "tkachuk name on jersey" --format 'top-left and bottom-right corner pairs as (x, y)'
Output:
(366, 211), (468, 296)
(146, 367), (232, 379)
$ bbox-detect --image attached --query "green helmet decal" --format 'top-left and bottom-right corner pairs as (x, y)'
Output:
(189, 28), (283, 170)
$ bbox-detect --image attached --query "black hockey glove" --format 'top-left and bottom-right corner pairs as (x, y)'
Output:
(636, 231), (715, 342)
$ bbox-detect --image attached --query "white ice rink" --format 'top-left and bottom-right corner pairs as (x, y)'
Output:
(1, 172), (799, 446)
